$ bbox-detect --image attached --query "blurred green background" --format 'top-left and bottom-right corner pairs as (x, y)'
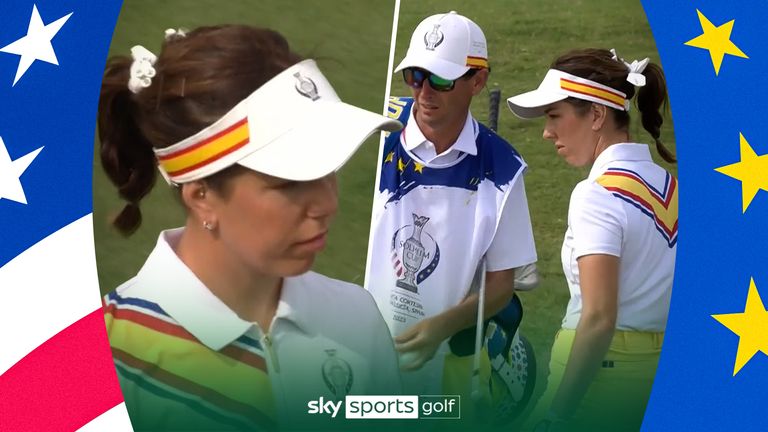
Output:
(94, 0), (676, 423)
(393, 0), (676, 421)
(94, 0), (396, 292)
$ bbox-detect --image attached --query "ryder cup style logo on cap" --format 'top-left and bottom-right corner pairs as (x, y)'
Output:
(294, 72), (320, 101)
(322, 350), (353, 402)
(423, 24), (445, 51)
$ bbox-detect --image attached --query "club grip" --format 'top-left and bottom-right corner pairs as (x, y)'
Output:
(488, 88), (501, 133)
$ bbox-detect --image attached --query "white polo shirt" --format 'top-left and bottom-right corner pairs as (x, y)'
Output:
(561, 143), (677, 331)
(107, 228), (401, 430)
(401, 108), (537, 273)
(405, 108), (477, 165)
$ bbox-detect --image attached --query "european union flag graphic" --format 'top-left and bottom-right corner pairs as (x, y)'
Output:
(642, 1), (768, 430)
(0, 1), (133, 431)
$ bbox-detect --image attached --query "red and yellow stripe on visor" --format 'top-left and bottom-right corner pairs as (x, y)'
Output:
(560, 78), (626, 109)
(157, 118), (250, 178)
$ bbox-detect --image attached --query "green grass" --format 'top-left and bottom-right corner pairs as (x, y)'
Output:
(94, 0), (676, 423)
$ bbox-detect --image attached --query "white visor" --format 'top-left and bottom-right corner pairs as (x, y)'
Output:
(507, 69), (628, 119)
(154, 59), (402, 183)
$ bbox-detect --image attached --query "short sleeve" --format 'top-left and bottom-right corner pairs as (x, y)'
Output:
(485, 176), (538, 272)
(569, 181), (626, 259)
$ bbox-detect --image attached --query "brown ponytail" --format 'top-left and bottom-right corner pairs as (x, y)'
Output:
(98, 57), (157, 235)
(552, 48), (676, 163)
(97, 25), (303, 236)
(637, 63), (675, 163)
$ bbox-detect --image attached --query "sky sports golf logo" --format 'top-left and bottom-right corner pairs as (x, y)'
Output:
(307, 395), (461, 419)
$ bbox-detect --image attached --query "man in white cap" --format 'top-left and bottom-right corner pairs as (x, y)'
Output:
(365, 11), (537, 411)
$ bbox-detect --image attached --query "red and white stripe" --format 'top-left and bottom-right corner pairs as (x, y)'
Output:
(0, 215), (133, 431)
(391, 249), (404, 277)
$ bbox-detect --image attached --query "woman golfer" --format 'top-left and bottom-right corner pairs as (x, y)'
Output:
(507, 48), (676, 431)
(99, 25), (401, 431)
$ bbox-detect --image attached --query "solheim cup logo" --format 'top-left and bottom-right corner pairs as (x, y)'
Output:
(321, 349), (353, 402)
(396, 213), (430, 292)
(423, 24), (444, 51)
(294, 72), (320, 100)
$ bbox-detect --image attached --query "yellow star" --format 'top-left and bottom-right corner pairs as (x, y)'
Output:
(384, 151), (394, 163)
(413, 161), (424, 174)
(715, 133), (768, 213)
(712, 278), (768, 376)
(684, 9), (748, 75)
(397, 157), (409, 173)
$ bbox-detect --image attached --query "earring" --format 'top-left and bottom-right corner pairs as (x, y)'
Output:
(203, 221), (214, 231)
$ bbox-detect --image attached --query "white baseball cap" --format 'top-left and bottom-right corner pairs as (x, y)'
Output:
(155, 59), (402, 184)
(394, 11), (488, 80)
(507, 69), (629, 119)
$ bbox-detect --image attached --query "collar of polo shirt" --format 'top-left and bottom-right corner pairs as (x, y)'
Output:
(128, 228), (315, 350)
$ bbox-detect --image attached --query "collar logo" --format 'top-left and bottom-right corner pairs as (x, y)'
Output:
(423, 24), (444, 51)
(294, 72), (320, 100)
(321, 349), (353, 401)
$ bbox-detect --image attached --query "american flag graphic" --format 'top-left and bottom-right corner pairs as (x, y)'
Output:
(390, 248), (403, 278)
(0, 2), (133, 430)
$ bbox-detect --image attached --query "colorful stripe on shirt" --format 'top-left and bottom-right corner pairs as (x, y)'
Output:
(596, 167), (678, 247)
(103, 291), (276, 430)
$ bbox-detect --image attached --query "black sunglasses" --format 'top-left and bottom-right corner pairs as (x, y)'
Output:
(402, 67), (479, 92)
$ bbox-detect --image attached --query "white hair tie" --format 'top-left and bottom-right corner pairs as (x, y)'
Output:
(128, 45), (157, 94)
(164, 28), (187, 41)
(610, 48), (649, 88)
